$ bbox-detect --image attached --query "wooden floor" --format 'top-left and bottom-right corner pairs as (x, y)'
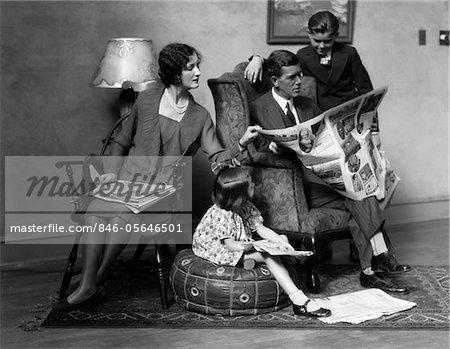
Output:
(1, 219), (449, 349)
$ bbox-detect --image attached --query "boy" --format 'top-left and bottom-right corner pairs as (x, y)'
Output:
(245, 11), (373, 112)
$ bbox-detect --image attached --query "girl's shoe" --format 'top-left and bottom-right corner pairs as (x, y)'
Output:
(293, 299), (331, 318)
(53, 291), (101, 312)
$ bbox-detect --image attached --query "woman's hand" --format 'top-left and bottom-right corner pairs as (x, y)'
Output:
(239, 125), (262, 148)
(244, 56), (264, 83)
(97, 173), (117, 185)
(92, 173), (117, 195)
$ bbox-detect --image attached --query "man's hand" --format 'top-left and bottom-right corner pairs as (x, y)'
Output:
(239, 125), (262, 148)
(244, 56), (264, 83)
(268, 141), (287, 155)
(371, 131), (381, 149)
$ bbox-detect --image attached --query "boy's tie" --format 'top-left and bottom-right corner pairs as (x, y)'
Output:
(285, 102), (296, 126)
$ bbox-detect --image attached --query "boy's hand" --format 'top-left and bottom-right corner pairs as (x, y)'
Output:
(244, 56), (264, 83)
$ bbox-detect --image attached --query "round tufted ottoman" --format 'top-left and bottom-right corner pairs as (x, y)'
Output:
(170, 249), (290, 316)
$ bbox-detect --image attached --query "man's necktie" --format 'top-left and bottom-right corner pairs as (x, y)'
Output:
(285, 102), (296, 126)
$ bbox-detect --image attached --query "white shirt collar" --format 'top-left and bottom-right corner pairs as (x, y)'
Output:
(319, 52), (332, 65)
(271, 88), (300, 124)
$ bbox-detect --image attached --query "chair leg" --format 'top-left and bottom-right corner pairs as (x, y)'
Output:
(132, 243), (148, 263)
(305, 256), (321, 293)
(303, 235), (321, 293)
(155, 244), (169, 310)
(59, 234), (81, 299)
(380, 225), (395, 253)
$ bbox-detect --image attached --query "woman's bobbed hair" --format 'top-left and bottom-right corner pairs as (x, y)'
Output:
(212, 168), (252, 211)
(158, 43), (201, 87)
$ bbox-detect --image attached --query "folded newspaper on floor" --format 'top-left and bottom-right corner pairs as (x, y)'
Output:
(258, 86), (399, 205)
(249, 239), (313, 257)
(90, 180), (177, 214)
(313, 288), (416, 324)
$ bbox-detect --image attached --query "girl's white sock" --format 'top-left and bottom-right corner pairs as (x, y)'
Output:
(289, 290), (320, 311)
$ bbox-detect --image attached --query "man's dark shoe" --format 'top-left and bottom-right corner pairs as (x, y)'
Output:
(360, 271), (409, 294)
(372, 252), (411, 274)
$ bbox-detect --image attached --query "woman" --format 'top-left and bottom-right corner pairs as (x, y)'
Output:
(54, 43), (260, 310)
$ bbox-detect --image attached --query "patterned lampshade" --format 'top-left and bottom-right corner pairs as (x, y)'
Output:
(90, 38), (158, 91)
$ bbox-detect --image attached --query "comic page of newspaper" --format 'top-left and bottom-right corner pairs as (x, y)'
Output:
(258, 87), (399, 204)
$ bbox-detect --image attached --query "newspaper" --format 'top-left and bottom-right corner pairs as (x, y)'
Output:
(243, 240), (313, 257)
(313, 288), (416, 324)
(258, 87), (400, 202)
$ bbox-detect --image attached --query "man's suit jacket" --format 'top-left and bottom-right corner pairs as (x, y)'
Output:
(297, 43), (373, 111)
(250, 90), (323, 185)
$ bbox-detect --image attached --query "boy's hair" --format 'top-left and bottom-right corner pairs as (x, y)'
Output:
(158, 43), (201, 87)
(212, 168), (251, 211)
(266, 50), (299, 79)
(308, 11), (339, 36)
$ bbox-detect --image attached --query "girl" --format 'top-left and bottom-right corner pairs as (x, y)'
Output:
(192, 166), (331, 318)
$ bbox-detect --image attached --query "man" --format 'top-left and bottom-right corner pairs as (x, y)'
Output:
(250, 50), (410, 293)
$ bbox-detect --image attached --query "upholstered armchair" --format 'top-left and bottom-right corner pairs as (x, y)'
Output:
(207, 62), (352, 293)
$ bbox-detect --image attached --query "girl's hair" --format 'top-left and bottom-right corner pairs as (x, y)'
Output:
(158, 43), (202, 87)
(212, 168), (252, 211)
(308, 11), (339, 36)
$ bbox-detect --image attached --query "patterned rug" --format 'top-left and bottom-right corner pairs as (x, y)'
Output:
(42, 262), (449, 330)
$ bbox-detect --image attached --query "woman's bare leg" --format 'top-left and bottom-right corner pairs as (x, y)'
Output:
(67, 215), (106, 304)
(96, 215), (131, 283)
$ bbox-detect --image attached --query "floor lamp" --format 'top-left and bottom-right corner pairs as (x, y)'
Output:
(90, 38), (159, 153)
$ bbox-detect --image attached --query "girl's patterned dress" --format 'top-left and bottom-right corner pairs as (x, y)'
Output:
(192, 201), (263, 266)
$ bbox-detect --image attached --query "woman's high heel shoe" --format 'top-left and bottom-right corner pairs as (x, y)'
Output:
(293, 299), (331, 318)
(53, 291), (101, 312)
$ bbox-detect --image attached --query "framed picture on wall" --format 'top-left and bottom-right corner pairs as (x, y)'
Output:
(267, 0), (355, 44)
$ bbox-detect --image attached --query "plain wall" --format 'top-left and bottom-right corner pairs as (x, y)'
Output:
(1, 0), (448, 263)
